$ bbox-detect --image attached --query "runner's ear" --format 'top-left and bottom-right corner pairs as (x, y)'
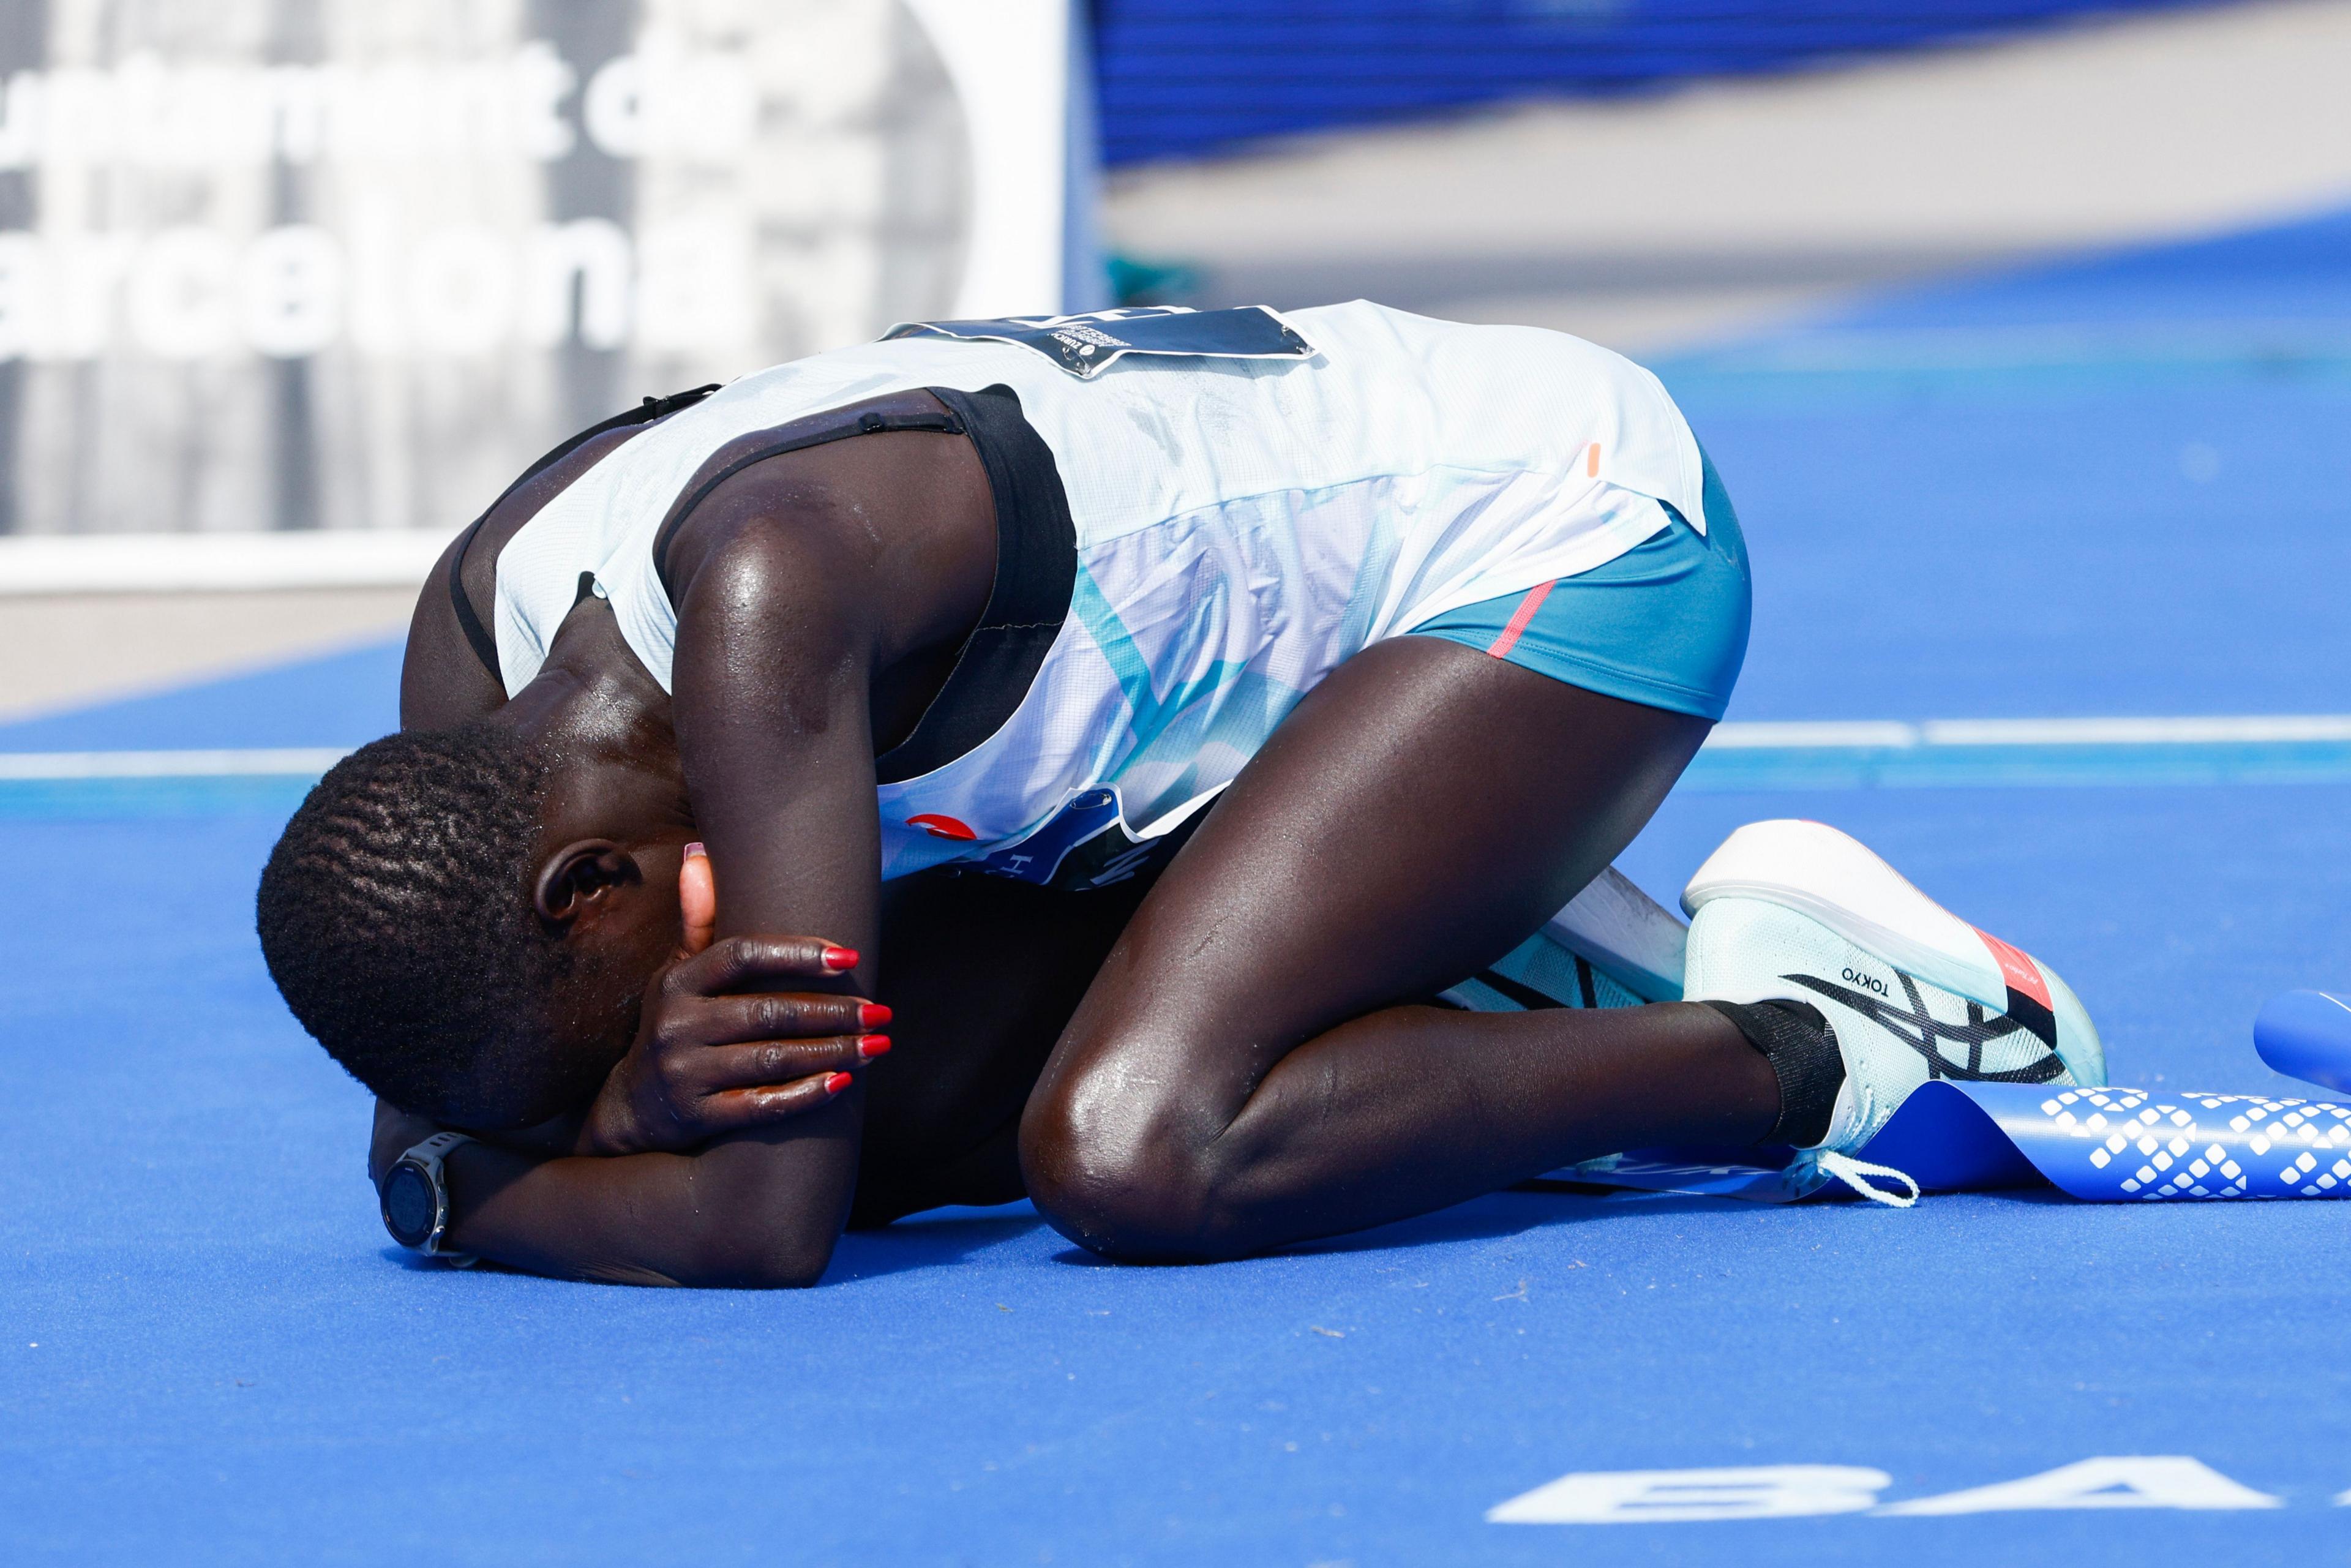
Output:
(533, 839), (642, 926)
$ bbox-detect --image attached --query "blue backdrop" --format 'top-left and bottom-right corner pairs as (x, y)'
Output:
(1093, 0), (2232, 164)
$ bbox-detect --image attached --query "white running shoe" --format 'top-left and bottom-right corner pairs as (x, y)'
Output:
(1682, 820), (2105, 1166)
(1441, 864), (1689, 1013)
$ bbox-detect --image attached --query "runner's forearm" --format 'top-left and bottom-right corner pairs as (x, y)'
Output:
(437, 1109), (861, 1288)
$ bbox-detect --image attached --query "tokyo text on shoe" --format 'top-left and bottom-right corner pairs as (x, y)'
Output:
(1682, 819), (2105, 1174)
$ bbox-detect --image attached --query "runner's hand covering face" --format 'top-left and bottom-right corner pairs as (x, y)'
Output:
(579, 849), (888, 1155)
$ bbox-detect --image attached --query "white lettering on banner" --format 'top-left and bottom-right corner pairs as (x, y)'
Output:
(581, 38), (757, 161)
(0, 4), (999, 536)
(522, 221), (632, 351)
(241, 226), (343, 359)
(1492, 1457), (2290, 1524)
(0, 232), (38, 359)
(51, 233), (136, 361)
(1488, 1466), (1892, 1524)
(1877, 1457), (2283, 1515)
(124, 227), (237, 359)
(407, 229), (516, 357)
(0, 72), (32, 165)
(346, 198), (403, 357)
(509, 42), (579, 161)
(0, 219), (745, 361)
(633, 216), (753, 354)
(0, 37), (748, 171)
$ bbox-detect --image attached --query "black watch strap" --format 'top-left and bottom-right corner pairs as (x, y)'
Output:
(380, 1131), (478, 1267)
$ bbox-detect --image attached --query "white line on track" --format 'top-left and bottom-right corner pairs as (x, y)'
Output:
(1701, 722), (1922, 749)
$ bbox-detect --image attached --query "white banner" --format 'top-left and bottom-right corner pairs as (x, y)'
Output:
(0, 0), (1089, 555)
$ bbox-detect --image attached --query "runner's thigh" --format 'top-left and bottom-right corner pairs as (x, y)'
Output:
(1022, 634), (1711, 1157)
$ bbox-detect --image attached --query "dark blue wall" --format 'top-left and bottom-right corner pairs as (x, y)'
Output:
(1093, 1), (2231, 165)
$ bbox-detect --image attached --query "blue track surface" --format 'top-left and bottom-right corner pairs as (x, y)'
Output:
(7, 208), (2351, 1562)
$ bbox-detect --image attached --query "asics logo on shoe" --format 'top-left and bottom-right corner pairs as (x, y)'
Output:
(1840, 966), (1889, 996)
(1784, 969), (2067, 1085)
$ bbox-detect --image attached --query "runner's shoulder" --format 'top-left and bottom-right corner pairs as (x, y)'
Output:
(402, 419), (661, 727)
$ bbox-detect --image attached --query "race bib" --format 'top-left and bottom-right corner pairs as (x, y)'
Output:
(883, 306), (1316, 380)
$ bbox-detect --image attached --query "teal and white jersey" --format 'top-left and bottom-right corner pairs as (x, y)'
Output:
(493, 301), (1710, 887)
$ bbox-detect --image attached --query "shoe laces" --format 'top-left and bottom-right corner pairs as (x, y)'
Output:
(1816, 1150), (1920, 1207)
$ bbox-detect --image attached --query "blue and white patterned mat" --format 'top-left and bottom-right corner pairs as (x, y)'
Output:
(1562, 990), (2351, 1204)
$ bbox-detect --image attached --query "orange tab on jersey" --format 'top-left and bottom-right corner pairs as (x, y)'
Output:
(1975, 926), (2058, 1048)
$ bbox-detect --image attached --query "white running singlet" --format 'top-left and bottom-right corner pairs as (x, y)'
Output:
(493, 301), (1708, 888)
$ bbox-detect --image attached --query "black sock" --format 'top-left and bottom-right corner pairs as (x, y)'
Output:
(1700, 999), (1845, 1147)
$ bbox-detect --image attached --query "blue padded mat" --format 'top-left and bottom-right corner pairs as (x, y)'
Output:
(7, 208), (2351, 1562)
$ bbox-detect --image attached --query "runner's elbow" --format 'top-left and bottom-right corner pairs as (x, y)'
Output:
(661, 1173), (843, 1288)
(670, 1215), (838, 1288)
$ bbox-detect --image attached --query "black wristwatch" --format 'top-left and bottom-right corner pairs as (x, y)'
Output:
(378, 1132), (478, 1266)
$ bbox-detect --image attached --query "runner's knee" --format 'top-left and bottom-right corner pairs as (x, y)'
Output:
(1019, 1056), (1249, 1263)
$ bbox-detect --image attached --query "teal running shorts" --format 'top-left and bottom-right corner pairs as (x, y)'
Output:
(1409, 446), (1750, 721)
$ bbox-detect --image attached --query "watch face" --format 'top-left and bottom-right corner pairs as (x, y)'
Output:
(381, 1163), (438, 1249)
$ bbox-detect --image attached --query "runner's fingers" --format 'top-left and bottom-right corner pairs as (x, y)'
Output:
(695, 1070), (858, 1132)
(677, 992), (891, 1047)
(697, 1035), (891, 1092)
(670, 934), (861, 997)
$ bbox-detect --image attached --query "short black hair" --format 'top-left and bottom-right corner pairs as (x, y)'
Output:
(257, 725), (566, 1122)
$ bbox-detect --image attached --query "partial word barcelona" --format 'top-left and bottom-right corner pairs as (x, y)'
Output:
(0, 217), (759, 362)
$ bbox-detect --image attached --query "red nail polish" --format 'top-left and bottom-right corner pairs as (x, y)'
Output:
(824, 1071), (853, 1095)
(859, 1002), (893, 1028)
(822, 945), (860, 972)
(858, 1034), (891, 1059)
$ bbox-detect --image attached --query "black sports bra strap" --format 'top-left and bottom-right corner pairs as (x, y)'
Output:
(651, 398), (967, 595)
(445, 384), (722, 681)
(445, 516), (501, 677)
(501, 384), (724, 511)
